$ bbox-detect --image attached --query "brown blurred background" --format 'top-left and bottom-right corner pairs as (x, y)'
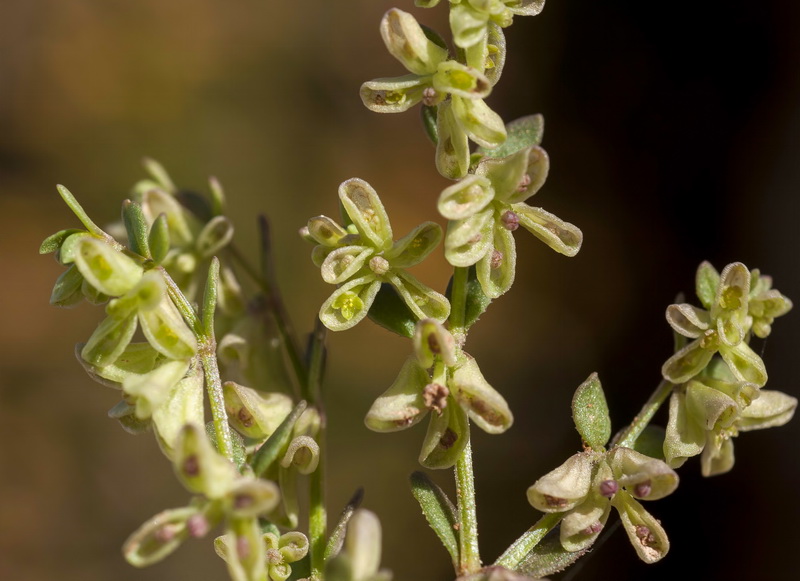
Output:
(1, 1), (799, 580)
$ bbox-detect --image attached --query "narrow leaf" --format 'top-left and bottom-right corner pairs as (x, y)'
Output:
(201, 257), (220, 338)
(410, 471), (459, 568)
(148, 213), (171, 264)
(40, 228), (84, 255)
(325, 488), (365, 561)
(421, 105), (438, 145)
(56, 184), (105, 236)
(516, 527), (591, 578)
(252, 400), (308, 477)
(122, 199), (151, 258)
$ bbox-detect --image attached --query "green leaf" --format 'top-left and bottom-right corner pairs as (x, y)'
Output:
(695, 261), (720, 310)
(446, 265), (493, 330)
(367, 283), (417, 338)
(122, 199), (151, 258)
(201, 257), (219, 338)
(56, 184), (105, 236)
(421, 106), (438, 145)
(516, 527), (591, 578)
(477, 114), (544, 159)
(571, 372), (611, 450)
(324, 488), (364, 561)
(410, 471), (460, 568)
(50, 264), (84, 307)
(142, 157), (176, 192)
(632, 424), (667, 461)
(148, 213), (171, 264)
(40, 228), (84, 255)
(252, 400), (308, 477)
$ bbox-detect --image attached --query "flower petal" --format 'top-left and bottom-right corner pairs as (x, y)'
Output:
(451, 356), (513, 434)
(123, 359), (191, 420)
(451, 96), (507, 149)
(560, 495), (612, 553)
(365, 358), (429, 432)
(320, 245), (375, 284)
(436, 100), (471, 179)
(138, 295), (198, 361)
(665, 304), (711, 338)
(123, 505), (202, 567)
(433, 61), (492, 100)
(380, 8), (447, 75)
(223, 381), (294, 440)
(360, 75), (428, 113)
(319, 276), (381, 331)
(449, 4), (489, 49)
(513, 204), (582, 257)
(700, 432), (734, 477)
(152, 363), (204, 457)
(663, 390), (706, 468)
(444, 207), (495, 267)
(437, 174), (494, 221)
(719, 340), (767, 387)
(476, 223), (517, 299)
(609, 447), (679, 501)
(419, 397), (470, 469)
(527, 453), (593, 513)
(661, 338), (714, 384)
(613, 492), (670, 563)
(74, 237), (143, 297)
(385, 221), (443, 268)
(81, 311), (139, 368)
(502, 146), (550, 204)
(306, 215), (349, 246)
(389, 270), (451, 323)
(738, 389), (797, 431)
(174, 423), (239, 498)
(338, 179), (393, 251)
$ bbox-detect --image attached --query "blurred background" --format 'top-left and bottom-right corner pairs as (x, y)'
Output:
(1, 1), (798, 580)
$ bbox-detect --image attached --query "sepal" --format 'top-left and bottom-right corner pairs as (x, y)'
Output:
(526, 453), (593, 513)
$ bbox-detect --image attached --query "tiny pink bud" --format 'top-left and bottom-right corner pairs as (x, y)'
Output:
(543, 494), (569, 508)
(581, 521), (604, 535)
(490, 250), (503, 270)
(422, 87), (439, 107)
(183, 455), (200, 477)
(517, 174), (532, 193)
(634, 480), (652, 498)
(187, 514), (210, 538)
(423, 383), (449, 415)
(501, 211), (519, 231)
(599, 479), (618, 498)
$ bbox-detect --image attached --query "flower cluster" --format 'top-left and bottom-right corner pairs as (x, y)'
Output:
(661, 262), (795, 475)
(527, 375), (678, 563)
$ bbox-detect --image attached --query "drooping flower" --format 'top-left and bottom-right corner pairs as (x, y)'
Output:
(438, 144), (582, 297)
(304, 178), (450, 331)
(365, 319), (512, 468)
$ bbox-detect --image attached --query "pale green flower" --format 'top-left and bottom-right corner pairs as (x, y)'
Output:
(438, 145), (582, 297)
(305, 178), (450, 331)
(365, 319), (512, 468)
(360, 9), (507, 178)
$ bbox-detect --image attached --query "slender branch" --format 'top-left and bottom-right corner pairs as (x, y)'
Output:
(493, 512), (563, 570)
(160, 267), (203, 337)
(455, 439), (481, 575)
(615, 380), (674, 448)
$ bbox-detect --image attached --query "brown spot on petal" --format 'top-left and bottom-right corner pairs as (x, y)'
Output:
(427, 333), (441, 354)
(517, 174), (532, 193)
(460, 392), (504, 427)
(154, 524), (178, 543)
(183, 454), (200, 477)
(581, 522), (604, 535)
(423, 383), (449, 415)
(440, 428), (458, 449)
(237, 407), (254, 428)
(234, 494), (254, 509)
(544, 494), (569, 508)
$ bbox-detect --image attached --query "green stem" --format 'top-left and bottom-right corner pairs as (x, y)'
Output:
(449, 266), (469, 342)
(615, 380), (674, 448)
(455, 439), (481, 575)
(200, 349), (235, 460)
(493, 512), (563, 570)
(307, 320), (328, 579)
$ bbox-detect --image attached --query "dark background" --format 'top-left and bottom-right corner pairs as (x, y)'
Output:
(1, 1), (798, 580)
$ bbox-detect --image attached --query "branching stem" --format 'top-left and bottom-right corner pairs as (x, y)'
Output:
(493, 512), (563, 570)
(615, 380), (674, 448)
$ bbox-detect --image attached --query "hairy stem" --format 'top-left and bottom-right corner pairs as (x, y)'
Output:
(493, 512), (563, 570)
(161, 267), (203, 336)
(307, 320), (328, 579)
(615, 380), (674, 448)
(200, 349), (235, 460)
(449, 266), (469, 344)
(455, 439), (481, 575)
